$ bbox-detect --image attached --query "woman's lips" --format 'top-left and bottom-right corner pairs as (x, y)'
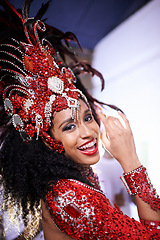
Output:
(77, 138), (98, 156)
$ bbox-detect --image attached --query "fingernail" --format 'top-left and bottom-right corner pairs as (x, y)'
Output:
(95, 108), (102, 113)
(94, 102), (103, 111)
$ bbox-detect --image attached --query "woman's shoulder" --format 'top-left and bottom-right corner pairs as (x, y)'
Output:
(45, 179), (110, 238)
(46, 179), (109, 222)
(47, 178), (106, 206)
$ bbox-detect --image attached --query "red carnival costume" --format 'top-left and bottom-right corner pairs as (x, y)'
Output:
(1, 1), (160, 239)
(46, 167), (160, 239)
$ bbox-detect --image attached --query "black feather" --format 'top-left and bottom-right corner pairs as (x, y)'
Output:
(22, 0), (34, 20)
(34, 0), (51, 21)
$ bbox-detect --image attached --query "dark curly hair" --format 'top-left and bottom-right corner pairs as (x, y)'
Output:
(0, 124), (98, 238)
(0, 0), (121, 237)
(0, 125), (93, 212)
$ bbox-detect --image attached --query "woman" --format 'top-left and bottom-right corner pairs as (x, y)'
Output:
(0, 0), (160, 239)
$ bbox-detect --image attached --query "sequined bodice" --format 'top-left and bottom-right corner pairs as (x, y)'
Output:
(46, 179), (160, 239)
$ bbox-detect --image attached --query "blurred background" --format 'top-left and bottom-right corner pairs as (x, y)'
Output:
(1, 0), (160, 239)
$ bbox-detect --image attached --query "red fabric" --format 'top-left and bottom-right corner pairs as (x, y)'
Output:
(46, 179), (160, 239)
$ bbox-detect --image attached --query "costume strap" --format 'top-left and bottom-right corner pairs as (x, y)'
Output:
(120, 165), (160, 211)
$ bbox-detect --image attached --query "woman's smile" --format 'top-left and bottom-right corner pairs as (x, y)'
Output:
(51, 99), (100, 165)
(77, 138), (98, 155)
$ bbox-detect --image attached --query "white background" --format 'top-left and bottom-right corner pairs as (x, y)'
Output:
(91, 0), (160, 194)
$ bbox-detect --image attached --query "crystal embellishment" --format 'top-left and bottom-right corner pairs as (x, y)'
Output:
(48, 76), (64, 94)
(4, 98), (14, 116)
(12, 114), (23, 130)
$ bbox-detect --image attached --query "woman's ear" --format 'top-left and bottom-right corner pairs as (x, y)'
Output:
(43, 138), (53, 149)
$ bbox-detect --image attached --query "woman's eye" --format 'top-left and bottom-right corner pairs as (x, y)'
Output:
(84, 114), (93, 122)
(62, 124), (75, 132)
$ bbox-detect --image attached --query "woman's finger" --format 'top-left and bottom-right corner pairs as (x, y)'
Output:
(94, 101), (103, 111)
(101, 128), (110, 149)
(110, 117), (124, 130)
(95, 109), (113, 134)
(96, 109), (124, 135)
(118, 111), (131, 130)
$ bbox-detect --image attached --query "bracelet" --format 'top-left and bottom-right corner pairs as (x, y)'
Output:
(120, 165), (160, 211)
(120, 165), (144, 195)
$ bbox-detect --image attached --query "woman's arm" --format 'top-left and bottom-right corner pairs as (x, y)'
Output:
(41, 200), (75, 240)
(96, 109), (160, 221)
(45, 179), (160, 239)
(42, 109), (160, 239)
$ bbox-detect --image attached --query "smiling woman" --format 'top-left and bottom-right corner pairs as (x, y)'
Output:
(51, 99), (100, 165)
(0, 0), (160, 240)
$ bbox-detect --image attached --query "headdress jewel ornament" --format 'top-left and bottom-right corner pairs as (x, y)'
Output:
(0, 2), (88, 153)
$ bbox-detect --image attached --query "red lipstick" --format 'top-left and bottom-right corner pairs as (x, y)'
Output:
(79, 144), (98, 155)
(78, 139), (98, 156)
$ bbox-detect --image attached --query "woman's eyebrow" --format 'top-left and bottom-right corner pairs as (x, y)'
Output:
(59, 117), (73, 129)
(84, 109), (90, 114)
(58, 108), (91, 128)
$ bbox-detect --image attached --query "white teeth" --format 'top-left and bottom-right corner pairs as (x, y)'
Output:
(79, 139), (96, 150)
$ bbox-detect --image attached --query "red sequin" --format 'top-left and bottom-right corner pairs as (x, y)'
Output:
(120, 165), (160, 211)
(3, 42), (81, 153)
(46, 179), (160, 239)
(2, 17), (83, 153)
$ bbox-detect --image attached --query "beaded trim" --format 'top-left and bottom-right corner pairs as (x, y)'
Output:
(120, 165), (160, 211)
(120, 165), (144, 195)
(62, 179), (105, 197)
(0, 17), (88, 153)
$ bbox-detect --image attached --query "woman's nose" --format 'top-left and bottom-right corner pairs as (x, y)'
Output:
(79, 123), (93, 138)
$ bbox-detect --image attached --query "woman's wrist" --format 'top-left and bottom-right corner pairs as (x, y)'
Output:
(120, 155), (141, 173)
(120, 165), (160, 211)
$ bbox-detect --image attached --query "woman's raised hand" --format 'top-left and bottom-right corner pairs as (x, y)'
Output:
(96, 107), (141, 173)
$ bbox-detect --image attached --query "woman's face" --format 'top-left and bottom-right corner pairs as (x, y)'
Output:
(51, 99), (100, 166)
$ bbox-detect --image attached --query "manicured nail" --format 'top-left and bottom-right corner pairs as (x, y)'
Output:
(94, 102), (103, 111)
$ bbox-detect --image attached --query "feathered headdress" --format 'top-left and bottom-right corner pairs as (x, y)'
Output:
(0, 0), (104, 152)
